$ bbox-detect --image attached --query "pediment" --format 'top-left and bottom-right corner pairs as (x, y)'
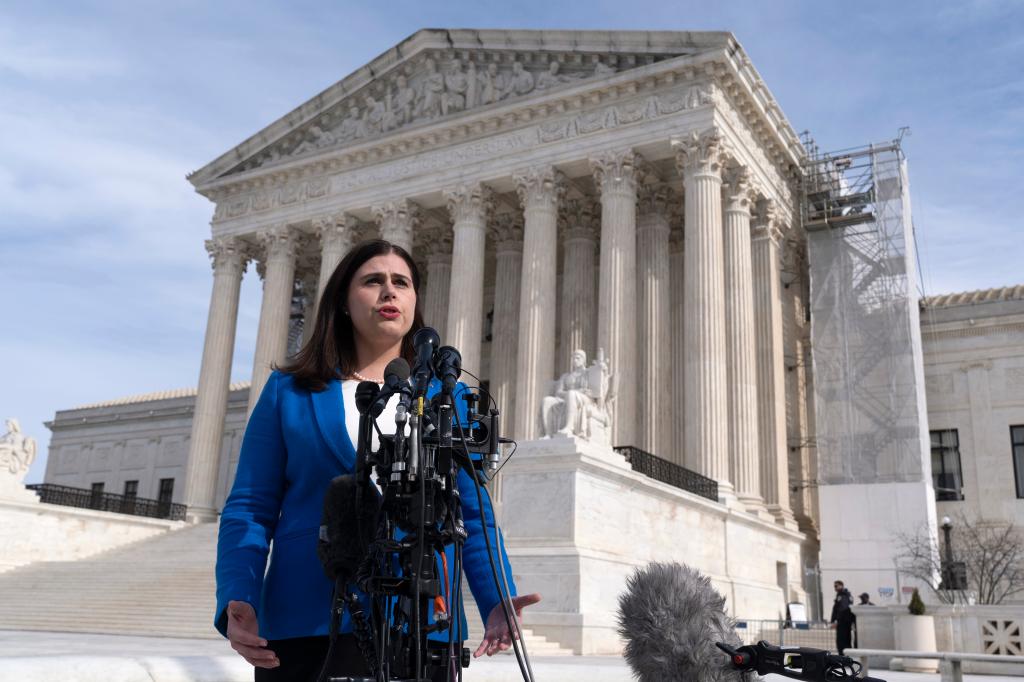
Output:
(187, 29), (733, 187)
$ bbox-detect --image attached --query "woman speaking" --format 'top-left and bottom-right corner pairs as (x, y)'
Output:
(214, 239), (540, 680)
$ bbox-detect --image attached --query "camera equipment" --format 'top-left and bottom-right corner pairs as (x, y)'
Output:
(317, 328), (529, 682)
(716, 640), (887, 681)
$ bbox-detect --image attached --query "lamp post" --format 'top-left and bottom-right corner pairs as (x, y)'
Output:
(940, 516), (954, 590)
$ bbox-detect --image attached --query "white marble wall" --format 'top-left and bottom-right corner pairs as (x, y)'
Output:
(500, 438), (806, 654)
(921, 296), (1024, 528)
(0, 498), (183, 573)
(45, 386), (250, 510)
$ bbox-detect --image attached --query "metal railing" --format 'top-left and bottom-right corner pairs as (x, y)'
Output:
(735, 619), (838, 651)
(614, 446), (719, 502)
(26, 483), (187, 521)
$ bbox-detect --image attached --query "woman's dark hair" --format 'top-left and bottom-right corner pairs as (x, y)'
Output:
(278, 239), (424, 391)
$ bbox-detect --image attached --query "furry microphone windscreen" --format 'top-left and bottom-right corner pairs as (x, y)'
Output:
(617, 562), (752, 682)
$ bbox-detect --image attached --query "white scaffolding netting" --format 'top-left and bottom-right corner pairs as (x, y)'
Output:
(806, 145), (929, 485)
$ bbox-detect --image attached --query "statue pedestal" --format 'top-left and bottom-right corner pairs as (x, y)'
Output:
(499, 437), (808, 654)
(0, 477), (39, 505)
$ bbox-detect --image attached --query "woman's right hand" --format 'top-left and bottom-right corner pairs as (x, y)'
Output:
(226, 600), (280, 669)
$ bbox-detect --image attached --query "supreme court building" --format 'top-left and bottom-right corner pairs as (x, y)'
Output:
(182, 28), (810, 520)
(41, 30), (833, 650)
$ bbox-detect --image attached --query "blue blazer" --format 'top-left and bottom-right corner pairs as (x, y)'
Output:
(215, 370), (516, 641)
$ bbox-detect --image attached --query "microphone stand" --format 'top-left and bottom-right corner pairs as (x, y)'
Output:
(717, 641), (887, 681)
(327, 333), (520, 682)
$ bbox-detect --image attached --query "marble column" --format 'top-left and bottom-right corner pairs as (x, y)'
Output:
(751, 203), (796, 526)
(591, 149), (643, 448)
(559, 198), (599, 373)
(673, 129), (731, 494)
(315, 212), (356, 304)
(723, 168), (766, 513)
(636, 184), (672, 457)
(420, 224), (453, 333)
(513, 166), (564, 440)
(444, 183), (493, 373)
(372, 199), (420, 254)
(184, 236), (249, 521)
(669, 211), (686, 469)
(247, 225), (298, 417)
(489, 213), (525, 433)
(488, 213), (524, 525)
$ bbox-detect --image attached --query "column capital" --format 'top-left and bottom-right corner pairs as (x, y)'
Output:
(637, 183), (672, 219)
(560, 198), (600, 242)
(204, 236), (250, 274)
(257, 224), (299, 262)
(723, 166), (753, 215)
(419, 221), (454, 262)
(672, 128), (727, 178)
(751, 200), (784, 243)
(372, 199), (421, 243)
(513, 166), (566, 209)
(488, 211), (525, 253)
(312, 211), (355, 244)
(443, 182), (494, 224)
(590, 149), (645, 196)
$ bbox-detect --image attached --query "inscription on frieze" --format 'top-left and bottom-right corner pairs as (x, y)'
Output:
(214, 82), (718, 221)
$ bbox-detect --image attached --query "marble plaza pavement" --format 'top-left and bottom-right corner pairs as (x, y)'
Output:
(0, 630), (1020, 682)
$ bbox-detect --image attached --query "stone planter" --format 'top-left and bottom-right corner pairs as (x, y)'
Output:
(896, 614), (938, 673)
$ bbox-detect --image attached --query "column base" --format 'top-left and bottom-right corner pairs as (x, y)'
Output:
(738, 493), (774, 521)
(185, 506), (220, 524)
(768, 504), (800, 530)
(716, 481), (741, 509)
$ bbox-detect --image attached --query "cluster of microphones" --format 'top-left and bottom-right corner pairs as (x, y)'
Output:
(617, 562), (886, 682)
(363, 327), (463, 417)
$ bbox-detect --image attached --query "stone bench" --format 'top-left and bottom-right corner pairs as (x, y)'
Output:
(846, 647), (1024, 682)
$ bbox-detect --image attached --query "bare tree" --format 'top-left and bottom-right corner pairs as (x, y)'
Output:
(896, 513), (1024, 605)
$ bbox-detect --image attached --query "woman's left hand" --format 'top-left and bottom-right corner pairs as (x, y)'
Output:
(473, 593), (542, 657)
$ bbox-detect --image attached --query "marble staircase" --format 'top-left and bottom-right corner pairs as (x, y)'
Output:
(0, 521), (571, 655)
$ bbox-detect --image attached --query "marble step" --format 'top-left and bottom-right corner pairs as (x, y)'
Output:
(0, 521), (573, 654)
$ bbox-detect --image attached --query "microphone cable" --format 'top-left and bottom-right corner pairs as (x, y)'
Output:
(453, 397), (535, 682)
(453, 369), (520, 482)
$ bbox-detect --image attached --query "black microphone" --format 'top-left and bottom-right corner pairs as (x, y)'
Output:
(317, 474), (381, 584)
(354, 381), (380, 469)
(432, 345), (462, 396)
(410, 327), (440, 399)
(617, 562), (746, 682)
(369, 358), (411, 418)
(355, 381), (380, 416)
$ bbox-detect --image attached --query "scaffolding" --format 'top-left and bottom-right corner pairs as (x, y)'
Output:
(802, 133), (931, 485)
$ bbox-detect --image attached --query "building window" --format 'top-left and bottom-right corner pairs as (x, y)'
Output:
(1012, 425), (1024, 499)
(121, 480), (139, 514)
(90, 482), (105, 509)
(158, 478), (174, 516)
(931, 429), (964, 501)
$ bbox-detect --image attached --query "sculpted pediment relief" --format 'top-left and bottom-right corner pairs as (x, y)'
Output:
(224, 49), (686, 177)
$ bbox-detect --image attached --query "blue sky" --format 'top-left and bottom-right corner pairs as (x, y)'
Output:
(3, 1), (1021, 484)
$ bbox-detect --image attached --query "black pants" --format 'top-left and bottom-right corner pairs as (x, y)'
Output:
(836, 618), (854, 654)
(255, 635), (451, 682)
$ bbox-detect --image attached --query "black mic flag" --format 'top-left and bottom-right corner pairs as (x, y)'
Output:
(617, 562), (750, 682)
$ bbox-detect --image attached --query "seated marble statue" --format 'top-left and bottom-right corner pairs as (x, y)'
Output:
(540, 349), (613, 444)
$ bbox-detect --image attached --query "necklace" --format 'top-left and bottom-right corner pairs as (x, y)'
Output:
(350, 370), (384, 383)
